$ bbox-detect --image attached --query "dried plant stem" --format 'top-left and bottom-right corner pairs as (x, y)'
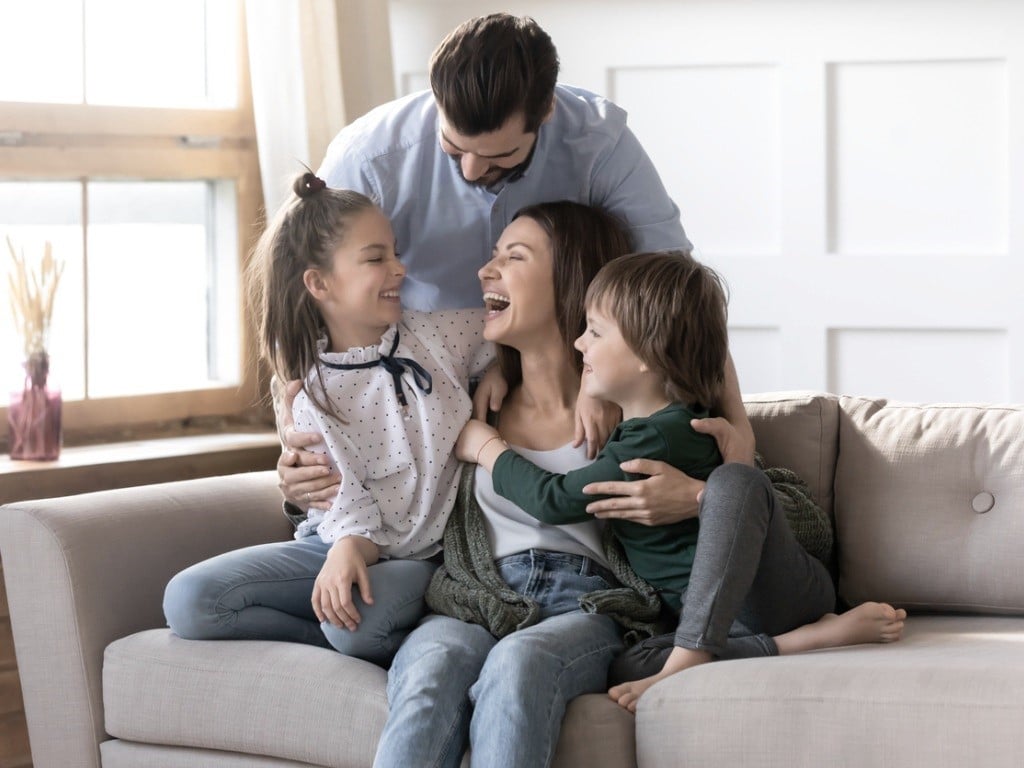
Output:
(7, 236), (64, 361)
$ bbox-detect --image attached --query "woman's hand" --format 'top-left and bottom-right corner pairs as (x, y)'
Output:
(573, 381), (621, 459)
(582, 459), (703, 526)
(471, 364), (509, 419)
(312, 536), (378, 631)
(456, 419), (502, 464)
(277, 380), (340, 511)
(708, 353), (757, 466)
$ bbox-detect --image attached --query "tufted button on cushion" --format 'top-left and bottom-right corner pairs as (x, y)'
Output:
(972, 491), (995, 514)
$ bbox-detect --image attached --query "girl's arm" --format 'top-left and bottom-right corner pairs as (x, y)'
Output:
(407, 308), (494, 381)
(312, 535), (380, 630)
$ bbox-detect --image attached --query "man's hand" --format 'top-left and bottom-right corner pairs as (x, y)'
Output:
(691, 416), (755, 466)
(572, 381), (621, 459)
(472, 364), (508, 419)
(583, 459), (703, 526)
(276, 380), (339, 511)
(312, 536), (378, 631)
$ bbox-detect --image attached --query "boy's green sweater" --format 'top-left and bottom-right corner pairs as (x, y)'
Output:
(492, 402), (721, 612)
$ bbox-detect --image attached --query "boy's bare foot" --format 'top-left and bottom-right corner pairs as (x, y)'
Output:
(607, 646), (712, 713)
(775, 601), (907, 655)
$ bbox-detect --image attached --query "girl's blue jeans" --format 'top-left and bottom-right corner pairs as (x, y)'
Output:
(373, 550), (624, 768)
(162, 535), (437, 666)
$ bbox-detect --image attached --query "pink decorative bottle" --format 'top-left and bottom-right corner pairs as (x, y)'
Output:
(8, 351), (62, 461)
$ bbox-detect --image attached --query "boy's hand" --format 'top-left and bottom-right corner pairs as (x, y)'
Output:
(277, 379), (340, 511)
(456, 419), (501, 464)
(472, 363), (509, 419)
(583, 459), (703, 526)
(312, 536), (378, 630)
(572, 383), (621, 459)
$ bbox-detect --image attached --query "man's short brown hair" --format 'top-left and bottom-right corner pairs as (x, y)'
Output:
(586, 250), (729, 411)
(429, 13), (558, 135)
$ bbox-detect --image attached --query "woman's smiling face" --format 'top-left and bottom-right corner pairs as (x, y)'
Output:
(478, 216), (556, 348)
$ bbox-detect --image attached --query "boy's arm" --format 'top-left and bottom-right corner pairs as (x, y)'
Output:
(472, 422), (667, 525)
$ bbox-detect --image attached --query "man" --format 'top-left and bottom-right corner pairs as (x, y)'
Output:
(316, 12), (689, 311)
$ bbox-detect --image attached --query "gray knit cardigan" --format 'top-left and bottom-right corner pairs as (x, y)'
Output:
(424, 457), (833, 643)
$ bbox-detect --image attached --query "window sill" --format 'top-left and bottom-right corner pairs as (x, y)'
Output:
(0, 431), (281, 506)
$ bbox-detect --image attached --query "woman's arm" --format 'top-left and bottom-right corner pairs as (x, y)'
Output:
(572, 377), (622, 459)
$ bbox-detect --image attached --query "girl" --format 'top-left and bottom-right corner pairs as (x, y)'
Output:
(163, 173), (490, 666)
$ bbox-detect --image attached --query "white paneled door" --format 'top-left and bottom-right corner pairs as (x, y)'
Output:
(388, 0), (1024, 403)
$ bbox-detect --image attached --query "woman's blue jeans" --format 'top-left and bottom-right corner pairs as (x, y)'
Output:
(162, 536), (437, 666)
(373, 550), (624, 768)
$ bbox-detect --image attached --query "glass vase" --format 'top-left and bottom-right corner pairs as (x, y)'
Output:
(8, 351), (62, 461)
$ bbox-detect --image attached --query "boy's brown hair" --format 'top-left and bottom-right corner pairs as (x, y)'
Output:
(585, 250), (729, 411)
(429, 13), (559, 135)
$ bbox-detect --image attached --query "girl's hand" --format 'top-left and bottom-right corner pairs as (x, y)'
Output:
(456, 419), (501, 463)
(573, 383), (621, 459)
(472, 363), (509, 419)
(312, 537), (377, 630)
(583, 459), (703, 526)
(277, 379), (340, 511)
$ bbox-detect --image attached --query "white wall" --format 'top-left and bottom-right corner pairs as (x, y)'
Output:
(387, 0), (1024, 403)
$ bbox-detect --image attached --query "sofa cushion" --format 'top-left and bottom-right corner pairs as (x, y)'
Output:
(836, 398), (1024, 613)
(743, 391), (839, 524)
(104, 628), (639, 768)
(636, 615), (1024, 768)
(104, 630), (388, 768)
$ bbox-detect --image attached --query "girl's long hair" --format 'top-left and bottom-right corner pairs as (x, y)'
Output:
(247, 172), (375, 421)
(495, 201), (632, 392)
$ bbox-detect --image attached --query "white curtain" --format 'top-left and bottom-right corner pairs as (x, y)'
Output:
(245, 0), (341, 215)
(244, 0), (397, 216)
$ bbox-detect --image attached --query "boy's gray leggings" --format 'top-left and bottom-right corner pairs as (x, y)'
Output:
(609, 462), (835, 683)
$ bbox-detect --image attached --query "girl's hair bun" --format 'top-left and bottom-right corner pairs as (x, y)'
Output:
(295, 172), (327, 198)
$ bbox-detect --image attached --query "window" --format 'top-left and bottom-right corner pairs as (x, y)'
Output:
(0, 0), (263, 443)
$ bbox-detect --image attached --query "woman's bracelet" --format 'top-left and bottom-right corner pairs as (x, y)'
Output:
(476, 435), (505, 464)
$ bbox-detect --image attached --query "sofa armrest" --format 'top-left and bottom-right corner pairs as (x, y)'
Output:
(0, 470), (292, 768)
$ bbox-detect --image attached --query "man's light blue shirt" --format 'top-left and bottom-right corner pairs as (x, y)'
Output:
(318, 84), (690, 311)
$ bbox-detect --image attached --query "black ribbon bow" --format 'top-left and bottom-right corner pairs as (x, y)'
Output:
(320, 329), (432, 409)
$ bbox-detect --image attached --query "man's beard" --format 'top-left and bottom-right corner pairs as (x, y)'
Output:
(451, 156), (530, 188)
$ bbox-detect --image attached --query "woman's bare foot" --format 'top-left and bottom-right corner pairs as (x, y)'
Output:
(775, 602), (907, 655)
(607, 646), (712, 713)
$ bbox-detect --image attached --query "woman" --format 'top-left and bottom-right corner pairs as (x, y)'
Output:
(372, 200), (642, 768)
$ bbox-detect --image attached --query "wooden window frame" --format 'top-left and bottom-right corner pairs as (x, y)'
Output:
(0, 3), (266, 446)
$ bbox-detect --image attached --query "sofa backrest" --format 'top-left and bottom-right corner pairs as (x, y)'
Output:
(835, 397), (1024, 615)
(744, 391), (840, 525)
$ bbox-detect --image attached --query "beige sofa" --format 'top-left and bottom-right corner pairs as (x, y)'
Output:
(2, 391), (1023, 768)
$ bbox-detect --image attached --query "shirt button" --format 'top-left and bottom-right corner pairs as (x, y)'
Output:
(971, 491), (995, 514)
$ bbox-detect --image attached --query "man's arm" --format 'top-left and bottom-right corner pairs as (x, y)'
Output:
(273, 377), (340, 512)
(582, 354), (755, 525)
(592, 124), (691, 252)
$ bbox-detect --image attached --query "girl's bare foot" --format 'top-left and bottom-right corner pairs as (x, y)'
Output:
(607, 646), (712, 713)
(775, 601), (907, 655)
